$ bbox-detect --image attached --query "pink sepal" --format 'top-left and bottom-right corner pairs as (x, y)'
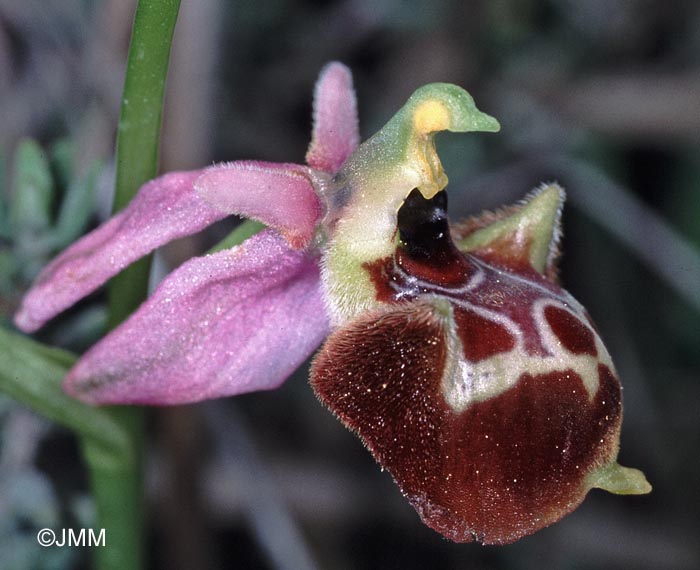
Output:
(64, 230), (329, 405)
(15, 170), (226, 333)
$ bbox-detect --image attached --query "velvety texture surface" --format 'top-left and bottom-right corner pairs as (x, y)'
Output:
(65, 230), (329, 404)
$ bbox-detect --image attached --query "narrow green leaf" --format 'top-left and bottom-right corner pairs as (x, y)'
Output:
(0, 326), (130, 459)
(50, 139), (74, 192)
(0, 148), (9, 239)
(53, 161), (100, 246)
(0, 250), (17, 300)
(9, 139), (54, 238)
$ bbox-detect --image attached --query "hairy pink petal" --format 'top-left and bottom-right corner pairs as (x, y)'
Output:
(64, 230), (329, 405)
(15, 170), (226, 333)
(305, 62), (359, 173)
(194, 161), (321, 249)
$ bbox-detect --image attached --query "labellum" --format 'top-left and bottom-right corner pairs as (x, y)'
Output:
(311, 85), (650, 544)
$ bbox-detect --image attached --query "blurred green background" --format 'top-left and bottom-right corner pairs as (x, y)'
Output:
(1, 1), (699, 569)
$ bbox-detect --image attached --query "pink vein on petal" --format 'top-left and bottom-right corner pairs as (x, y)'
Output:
(305, 62), (359, 174)
(14, 170), (226, 333)
(194, 161), (321, 249)
(64, 230), (329, 405)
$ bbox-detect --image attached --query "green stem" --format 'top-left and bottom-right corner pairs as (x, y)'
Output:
(208, 219), (266, 253)
(108, 0), (182, 326)
(90, 2), (181, 570)
(81, 412), (144, 570)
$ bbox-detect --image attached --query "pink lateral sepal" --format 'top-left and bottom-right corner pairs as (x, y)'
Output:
(64, 230), (329, 405)
(305, 62), (359, 173)
(14, 170), (227, 333)
(194, 161), (322, 249)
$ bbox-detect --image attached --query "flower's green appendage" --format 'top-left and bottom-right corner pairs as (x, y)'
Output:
(456, 183), (565, 276)
(320, 84), (500, 326)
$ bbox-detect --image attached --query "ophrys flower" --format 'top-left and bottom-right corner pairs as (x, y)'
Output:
(15, 62), (650, 544)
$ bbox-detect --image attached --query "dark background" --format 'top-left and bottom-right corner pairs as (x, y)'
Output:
(1, 1), (699, 569)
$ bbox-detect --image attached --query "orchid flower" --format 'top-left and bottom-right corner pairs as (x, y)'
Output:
(15, 62), (650, 544)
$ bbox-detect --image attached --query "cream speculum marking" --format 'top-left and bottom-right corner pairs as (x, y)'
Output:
(365, 186), (613, 408)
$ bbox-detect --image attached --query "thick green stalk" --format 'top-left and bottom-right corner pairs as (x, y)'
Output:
(88, 2), (181, 570)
